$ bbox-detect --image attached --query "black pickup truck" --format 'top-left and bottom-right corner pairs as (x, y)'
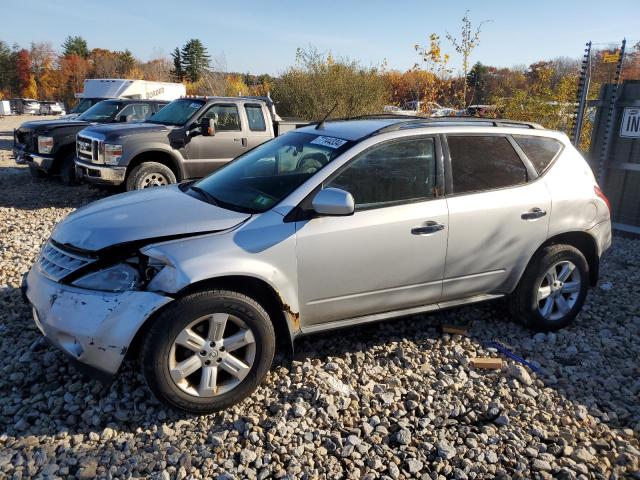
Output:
(13, 99), (168, 184)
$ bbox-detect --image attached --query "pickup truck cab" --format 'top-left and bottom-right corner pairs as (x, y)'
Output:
(13, 99), (168, 184)
(75, 96), (306, 191)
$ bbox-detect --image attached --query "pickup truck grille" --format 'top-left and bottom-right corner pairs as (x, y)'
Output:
(14, 129), (35, 151)
(77, 135), (99, 162)
(37, 241), (95, 282)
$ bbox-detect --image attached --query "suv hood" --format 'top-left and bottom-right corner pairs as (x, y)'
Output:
(84, 122), (172, 140)
(52, 184), (251, 252)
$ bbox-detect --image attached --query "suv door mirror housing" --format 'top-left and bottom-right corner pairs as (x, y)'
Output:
(200, 117), (215, 136)
(312, 188), (355, 216)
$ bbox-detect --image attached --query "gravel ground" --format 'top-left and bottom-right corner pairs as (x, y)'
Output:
(0, 115), (639, 479)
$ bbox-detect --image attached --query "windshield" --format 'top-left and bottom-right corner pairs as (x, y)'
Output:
(190, 132), (354, 213)
(70, 98), (97, 114)
(78, 101), (122, 122)
(147, 99), (204, 126)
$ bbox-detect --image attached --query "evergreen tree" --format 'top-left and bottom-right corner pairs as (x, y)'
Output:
(181, 39), (210, 82)
(170, 47), (184, 81)
(467, 61), (489, 104)
(117, 49), (136, 76)
(61, 36), (89, 58)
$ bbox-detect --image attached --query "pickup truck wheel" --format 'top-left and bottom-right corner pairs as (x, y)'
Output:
(126, 162), (176, 191)
(60, 152), (78, 185)
(510, 244), (589, 331)
(28, 163), (46, 180)
(141, 290), (275, 414)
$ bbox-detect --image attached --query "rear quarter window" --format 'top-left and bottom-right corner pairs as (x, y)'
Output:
(447, 135), (528, 195)
(513, 135), (563, 175)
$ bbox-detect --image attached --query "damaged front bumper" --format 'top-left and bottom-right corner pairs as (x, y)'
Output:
(24, 266), (172, 380)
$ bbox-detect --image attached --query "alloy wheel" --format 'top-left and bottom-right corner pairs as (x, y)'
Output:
(537, 260), (582, 321)
(168, 313), (256, 397)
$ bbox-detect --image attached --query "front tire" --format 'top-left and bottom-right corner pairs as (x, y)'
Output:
(60, 152), (78, 185)
(510, 244), (589, 331)
(126, 162), (176, 191)
(141, 290), (275, 414)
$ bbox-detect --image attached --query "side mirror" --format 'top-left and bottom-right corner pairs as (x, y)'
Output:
(200, 117), (215, 136)
(312, 188), (355, 216)
(118, 115), (127, 122)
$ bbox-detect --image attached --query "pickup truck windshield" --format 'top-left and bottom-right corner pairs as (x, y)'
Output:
(78, 101), (122, 122)
(190, 132), (354, 213)
(147, 99), (204, 126)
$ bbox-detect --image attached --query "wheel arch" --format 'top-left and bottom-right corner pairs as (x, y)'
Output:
(126, 150), (184, 182)
(51, 143), (76, 173)
(522, 230), (600, 289)
(126, 275), (296, 362)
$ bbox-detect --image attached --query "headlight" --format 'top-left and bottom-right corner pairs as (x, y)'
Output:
(72, 263), (139, 292)
(104, 143), (123, 165)
(37, 136), (54, 154)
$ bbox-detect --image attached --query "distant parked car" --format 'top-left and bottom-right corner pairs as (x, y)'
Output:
(10, 98), (40, 115)
(23, 116), (611, 413)
(39, 101), (65, 116)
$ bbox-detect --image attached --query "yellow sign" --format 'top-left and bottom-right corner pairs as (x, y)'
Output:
(603, 52), (620, 63)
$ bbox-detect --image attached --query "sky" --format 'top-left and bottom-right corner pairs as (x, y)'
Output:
(2, 0), (639, 75)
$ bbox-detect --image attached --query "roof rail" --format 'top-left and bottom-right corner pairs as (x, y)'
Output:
(371, 116), (544, 135)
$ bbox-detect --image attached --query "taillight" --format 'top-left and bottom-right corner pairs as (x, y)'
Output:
(594, 186), (611, 213)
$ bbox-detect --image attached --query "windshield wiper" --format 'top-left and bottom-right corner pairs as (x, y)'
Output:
(189, 185), (220, 206)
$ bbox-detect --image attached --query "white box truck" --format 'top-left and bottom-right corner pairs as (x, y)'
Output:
(67, 79), (186, 117)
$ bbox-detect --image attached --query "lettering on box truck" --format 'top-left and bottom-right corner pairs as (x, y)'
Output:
(146, 87), (165, 99)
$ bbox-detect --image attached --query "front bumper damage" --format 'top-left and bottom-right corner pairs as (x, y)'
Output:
(24, 266), (172, 381)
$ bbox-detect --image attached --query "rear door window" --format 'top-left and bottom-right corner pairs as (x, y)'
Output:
(447, 135), (528, 195)
(204, 104), (241, 131)
(513, 135), (563, 175)
(245, 104), (267, 131)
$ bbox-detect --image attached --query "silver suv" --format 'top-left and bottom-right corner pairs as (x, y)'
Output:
(24, 117), (612, 413)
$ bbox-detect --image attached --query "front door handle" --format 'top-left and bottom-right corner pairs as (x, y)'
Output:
(411, 221), (445, 235)
(235, 137), (248, 147)
(521, 207), (547, 220)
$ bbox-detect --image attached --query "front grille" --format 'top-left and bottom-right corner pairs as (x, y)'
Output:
(37, 241), (95, 282)
(76, 135), (94, 161)
(15, 129), (34, 150)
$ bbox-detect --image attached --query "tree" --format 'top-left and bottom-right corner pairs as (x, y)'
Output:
(0, 41), (18, 95)
(181, 39), (210, 82)
(273, 47), (389, 120)
(445, 10), (490, 106)
(117, 49), (136, 76)
(170, 47), (184, 81)
(412, 34), (453, 110)
(15, 49), (37, 97)
(467, 61), (490, 104)
(62, 36), (89, 58)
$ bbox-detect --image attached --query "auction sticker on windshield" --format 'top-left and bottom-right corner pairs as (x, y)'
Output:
(310, 136), (348, 149)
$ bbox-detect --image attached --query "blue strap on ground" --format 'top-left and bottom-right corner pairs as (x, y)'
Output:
(487, 340), (543, 374)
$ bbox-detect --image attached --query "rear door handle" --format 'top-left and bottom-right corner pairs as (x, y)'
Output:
(235, 137), (248, 147)
(521, 207), (547, 220)
(411, 221), (445, 235)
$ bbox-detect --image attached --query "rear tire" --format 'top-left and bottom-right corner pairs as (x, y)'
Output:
(126, 162), (176, 191)
(141, 290), (276, 414)
(510, 244), (589, 331)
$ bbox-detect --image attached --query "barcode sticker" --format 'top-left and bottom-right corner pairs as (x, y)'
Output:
(310, 136), (348, 149)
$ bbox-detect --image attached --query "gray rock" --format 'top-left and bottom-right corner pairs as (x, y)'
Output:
(437, 440), (457, 459)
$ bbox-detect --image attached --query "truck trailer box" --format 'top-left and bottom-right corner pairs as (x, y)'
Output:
(76, 79), (186, 101)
